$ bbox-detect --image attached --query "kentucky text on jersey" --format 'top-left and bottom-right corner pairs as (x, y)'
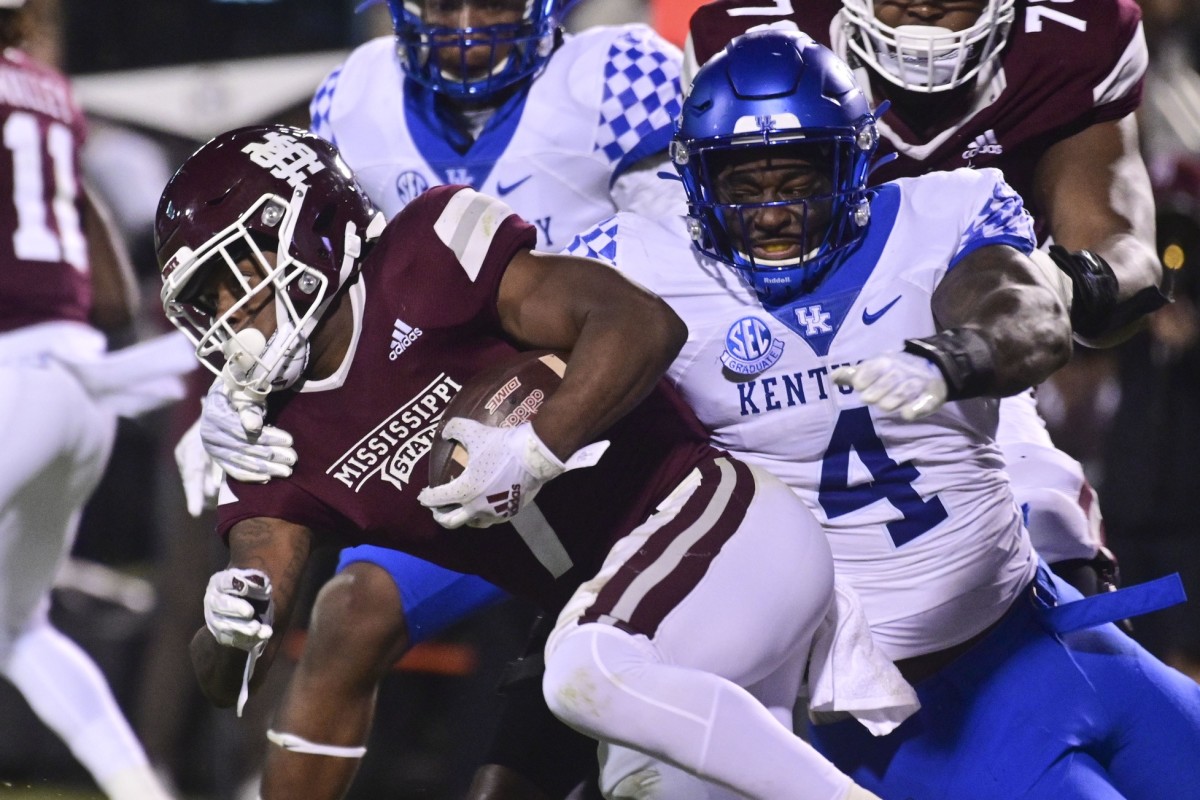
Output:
(326, 373), (461, 492)
(734, 362), (858, 416)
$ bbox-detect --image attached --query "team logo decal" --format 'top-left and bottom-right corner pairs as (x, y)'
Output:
(242, 132), (326, 187)
(794, 304), (832, 336)
(721, 316), (785, 375)
(395, 171), (430, 207)
(389, 318), (423, 360)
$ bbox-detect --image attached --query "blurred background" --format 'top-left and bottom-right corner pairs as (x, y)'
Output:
(1, 0), (1198, 797)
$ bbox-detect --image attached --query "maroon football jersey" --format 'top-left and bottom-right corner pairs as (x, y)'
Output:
(687, 0), (1146, 241)
(0, 49), (91, 333)
(217, 186), (715, 611)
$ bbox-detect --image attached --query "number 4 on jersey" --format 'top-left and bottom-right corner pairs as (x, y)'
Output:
(818, 407), (948, 547)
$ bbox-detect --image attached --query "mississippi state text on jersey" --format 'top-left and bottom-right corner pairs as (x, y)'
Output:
(216, 186), (713, 612)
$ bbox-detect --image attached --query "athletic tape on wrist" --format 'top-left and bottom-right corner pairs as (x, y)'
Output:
(266, 729), (367, 758)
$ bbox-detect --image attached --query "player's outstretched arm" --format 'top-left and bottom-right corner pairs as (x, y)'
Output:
(1036, 115), (1168, 346)
(926, 243), (1073, 397)
(494, 249), (688, 460)
(190, 517), (314, 708)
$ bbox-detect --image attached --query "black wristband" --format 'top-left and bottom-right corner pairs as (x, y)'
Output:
(903, 327), (996, 401)
(1048, 245), (1169, 341)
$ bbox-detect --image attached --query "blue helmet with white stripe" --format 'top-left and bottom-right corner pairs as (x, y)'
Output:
(671, 29), (879, 305)
(389, 0), (566, 101)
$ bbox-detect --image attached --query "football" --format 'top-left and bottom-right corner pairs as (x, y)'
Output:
(427, 349), (567, 487)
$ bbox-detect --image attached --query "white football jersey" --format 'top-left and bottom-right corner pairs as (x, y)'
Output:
(309, 24), (684, 250)
(565, 167), (1040, 660)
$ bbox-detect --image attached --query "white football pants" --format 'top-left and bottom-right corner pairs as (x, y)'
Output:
(544, 458), (853, 800)
(0, 328), (173, 800)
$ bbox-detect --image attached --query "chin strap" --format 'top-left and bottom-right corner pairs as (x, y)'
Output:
(266, 729), (367, 759)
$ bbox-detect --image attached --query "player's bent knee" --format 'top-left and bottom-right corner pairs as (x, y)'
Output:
(543, 624), (654, 739)
(306, 564), (409, 677)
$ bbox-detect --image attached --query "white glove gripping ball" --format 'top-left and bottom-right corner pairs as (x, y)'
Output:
(417, 419), (609, 529)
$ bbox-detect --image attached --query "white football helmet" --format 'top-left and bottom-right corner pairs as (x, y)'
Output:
(841, 0), (1015, 93)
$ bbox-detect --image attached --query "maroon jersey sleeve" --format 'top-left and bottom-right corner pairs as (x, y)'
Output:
(0, 50), (92, 333)
(379, 184), (538, 333)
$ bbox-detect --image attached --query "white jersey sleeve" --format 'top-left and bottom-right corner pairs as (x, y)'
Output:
(309, 64), (341, 144)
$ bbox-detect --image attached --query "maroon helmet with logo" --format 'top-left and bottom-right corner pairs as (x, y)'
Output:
(156, 125), (385, 393)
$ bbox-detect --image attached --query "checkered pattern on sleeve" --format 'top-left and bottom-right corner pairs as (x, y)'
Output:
(563, 217), (620, 266)
(594, 31), (683, 165)
(308, 67), (341, 145)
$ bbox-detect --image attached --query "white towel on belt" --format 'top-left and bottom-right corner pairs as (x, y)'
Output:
(802, 579), (921, 736)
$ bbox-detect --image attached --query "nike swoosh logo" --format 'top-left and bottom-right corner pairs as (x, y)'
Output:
(496, 176), (532, 197)
(862, 295), (902, 325)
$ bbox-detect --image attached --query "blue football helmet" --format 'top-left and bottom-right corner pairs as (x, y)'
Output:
(672, 29), (879, 305)
(390, 0), (566, 101)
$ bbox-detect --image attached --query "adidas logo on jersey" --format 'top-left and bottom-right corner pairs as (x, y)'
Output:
(962, 129), (1003, 159)
(389, 319), (423, 360)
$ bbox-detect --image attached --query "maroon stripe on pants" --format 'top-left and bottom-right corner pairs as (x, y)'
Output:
(581, 457), (755, 638)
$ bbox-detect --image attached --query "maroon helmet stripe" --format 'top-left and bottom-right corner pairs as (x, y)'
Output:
(581, 457), (754, 637)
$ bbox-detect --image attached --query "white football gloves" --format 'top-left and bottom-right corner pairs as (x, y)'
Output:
(173, 377), (298, 517)
(204, 567), (275, 651)
(417, 419), (609, 529)
(199, 377), (296, 483)
(832, 352), (948, 421)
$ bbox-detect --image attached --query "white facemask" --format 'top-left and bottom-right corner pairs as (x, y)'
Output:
(869, 25), (971, 90)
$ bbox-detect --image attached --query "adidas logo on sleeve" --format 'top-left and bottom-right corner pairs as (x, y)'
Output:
(962, 129), (1003, 159)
